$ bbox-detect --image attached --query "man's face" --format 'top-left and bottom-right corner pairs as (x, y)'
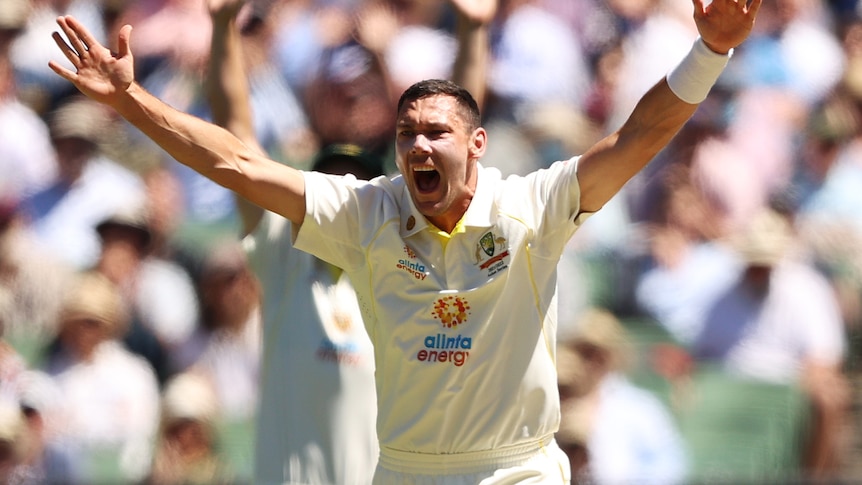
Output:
(52, 137), (96, 183)
(395, 95), (486, 232)
(743, 264), (773, 298)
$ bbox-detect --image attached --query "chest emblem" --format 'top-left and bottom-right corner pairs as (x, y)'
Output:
(474, 231), (510, 275)
(432, 295), (471, 328)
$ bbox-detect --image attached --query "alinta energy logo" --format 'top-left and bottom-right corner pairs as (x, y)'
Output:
(317, 338), (364, 366)
(397, 245), (427, 280)
(417, 295), (472, 367)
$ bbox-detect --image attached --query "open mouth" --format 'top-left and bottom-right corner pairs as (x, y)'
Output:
(413, 166), (440, 193)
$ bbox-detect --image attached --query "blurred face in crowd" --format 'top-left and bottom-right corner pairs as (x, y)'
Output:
(395, 94), (486, 232)
(96, 225), (150, 288)
(571, 340), (612, 396)
(52, 136), (97, 184)
(743, 264), (773, 298)
(60, 316), (111, 361)
(164, 417), (212, 458)
(199, 260), (260, 332)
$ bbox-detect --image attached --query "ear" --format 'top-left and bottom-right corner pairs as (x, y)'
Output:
(469, 127), (487, 160)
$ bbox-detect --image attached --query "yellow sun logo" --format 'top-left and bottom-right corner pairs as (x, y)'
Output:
(432, 296), (471, 328)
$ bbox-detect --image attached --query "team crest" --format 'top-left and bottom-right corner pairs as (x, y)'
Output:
(475, 232), (508, 265)
(474, 231), (510, 275)
(479, 232), (495, 257)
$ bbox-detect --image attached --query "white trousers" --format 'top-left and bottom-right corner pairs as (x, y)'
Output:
(372, 438), (571, 485)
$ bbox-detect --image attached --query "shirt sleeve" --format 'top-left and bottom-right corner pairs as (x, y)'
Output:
(293, 171), (389, 273)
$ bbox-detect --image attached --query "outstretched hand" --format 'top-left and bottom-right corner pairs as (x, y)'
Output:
(693, 0), (762, 54)
(49, 16), (135, 106)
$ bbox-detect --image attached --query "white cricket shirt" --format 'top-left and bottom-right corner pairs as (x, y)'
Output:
(294, 160), (588, 462)
(244, 211), (379, 485)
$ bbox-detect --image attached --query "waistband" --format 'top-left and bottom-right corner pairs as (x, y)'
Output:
(378, 435), (555, 475)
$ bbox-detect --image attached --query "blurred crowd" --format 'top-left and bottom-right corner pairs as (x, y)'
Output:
(0, 0), (861, 483)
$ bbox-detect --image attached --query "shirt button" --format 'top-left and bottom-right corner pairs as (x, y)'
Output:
(406, 216), (415, 230)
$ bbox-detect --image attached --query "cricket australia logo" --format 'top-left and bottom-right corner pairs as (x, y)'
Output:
(474, 231), (510, 276)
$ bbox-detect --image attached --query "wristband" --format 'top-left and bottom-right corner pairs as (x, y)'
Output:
(666, 37), (733, 104)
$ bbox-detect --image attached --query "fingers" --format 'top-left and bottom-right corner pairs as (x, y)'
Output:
(48, 59), (77, 84)
(62, 15), (104, 55)
(117, 24), (133, 59)
(51, 30), (82, 69)
(56, 16), (90, 59)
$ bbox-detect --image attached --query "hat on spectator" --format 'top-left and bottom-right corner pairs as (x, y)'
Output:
(60, 271), (128, 337)
(572, 308), (627, 352)
(733, 208), (792, 267)
(312, 143), (384, 179)
(0, 0), (29, 31)
(201, 240), (248, 276)
(161, 372), (219, 426)
(96, 205), (153, 253)
(49, 97), (112, 146)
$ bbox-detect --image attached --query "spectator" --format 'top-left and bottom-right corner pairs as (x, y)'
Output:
(0, 198), (73, 365)
(557, 308), (689, 485)
(10, 0), (108, 111)
(170, 242), (261, 424)
(692, 208), (851, 477)
(19, 96), (147, 270)
(0, 0), (58, 201)
(43, 270), (160, 484)
(634, 163), (743, 345)
(91, 206), (194, 385)
(146, 371), (234, 485)
(722, 0), (844, 106)
(13, 370), (78, 484)
(487, 0), (590, 127)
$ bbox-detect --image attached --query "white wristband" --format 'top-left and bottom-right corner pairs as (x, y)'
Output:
(666, 37), (733, 104)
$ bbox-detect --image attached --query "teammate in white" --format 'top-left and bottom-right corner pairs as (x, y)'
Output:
(48, 0), (762, 481)
(206, 2), (380, 483)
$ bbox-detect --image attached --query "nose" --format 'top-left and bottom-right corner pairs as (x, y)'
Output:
(410, 133), (432, 154)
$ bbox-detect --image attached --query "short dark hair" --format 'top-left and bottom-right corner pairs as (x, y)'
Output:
(397, 79), (481, 131)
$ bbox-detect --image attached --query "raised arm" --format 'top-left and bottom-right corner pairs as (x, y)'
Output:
(448, 0), (497, 109)
(576, 0), (761, 214)
(48, 15), (307, 226)
(206, 0), (266, 235)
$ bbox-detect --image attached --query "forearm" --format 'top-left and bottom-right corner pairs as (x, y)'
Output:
(577, 37), (730, 212)
(452, 16), (489, 108)
(618, 80), (698, 160)
(207, 10), (266, 234)
(207, 13), (259, 146)
(117, 83), (247, 182)
(49, 13), (307, 224)
(578, 80), (697, 212)
(113, 83), (306, 223)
